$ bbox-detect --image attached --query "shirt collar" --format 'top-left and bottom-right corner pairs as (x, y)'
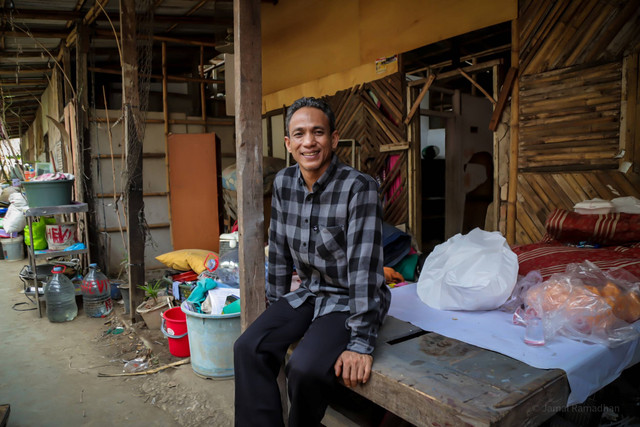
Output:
(295, 154), (339, 193)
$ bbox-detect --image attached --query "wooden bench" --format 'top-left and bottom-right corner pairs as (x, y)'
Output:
(332, 316), (569, 426)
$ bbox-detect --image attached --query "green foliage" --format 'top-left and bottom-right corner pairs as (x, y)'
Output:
(138, 280), (163, 304)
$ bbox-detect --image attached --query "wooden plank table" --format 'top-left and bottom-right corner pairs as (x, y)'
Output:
(350, 316), (569, 426)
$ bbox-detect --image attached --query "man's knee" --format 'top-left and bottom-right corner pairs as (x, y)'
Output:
(286, 350), (333, 388)
(234, 330), (255, 361)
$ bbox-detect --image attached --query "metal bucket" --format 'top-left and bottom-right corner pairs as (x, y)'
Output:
(180, 301), (241, 378)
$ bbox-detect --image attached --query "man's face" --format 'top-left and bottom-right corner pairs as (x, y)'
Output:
(285, 107), (339, 184)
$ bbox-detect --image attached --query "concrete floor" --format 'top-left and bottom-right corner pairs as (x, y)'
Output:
(0, 256), (234, 426)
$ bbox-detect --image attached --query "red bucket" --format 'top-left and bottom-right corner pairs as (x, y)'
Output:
(161, 307), (190, 357)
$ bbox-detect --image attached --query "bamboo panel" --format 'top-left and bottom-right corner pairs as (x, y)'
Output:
(326, 73), (407, 225)
(520, 109), (620, 128)
(518, 60), (622, 170)
(516, 174), (548, 227)
(514, 170), (640, 244)
(518, 0), (638, 76)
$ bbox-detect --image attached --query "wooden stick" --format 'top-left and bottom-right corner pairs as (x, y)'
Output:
(458, 68), (497, 105)
(506, 19), (520, 245)
(102, 85), (128, 258)
(404, 74), (435, 125)
(489, 67), (518, 132)
(49, 151), (57, 172)
(97, 358), (190, 377)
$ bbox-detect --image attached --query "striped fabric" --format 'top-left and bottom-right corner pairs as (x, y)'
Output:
(543, 209), (640, 245)
(513, 242), (640, 281)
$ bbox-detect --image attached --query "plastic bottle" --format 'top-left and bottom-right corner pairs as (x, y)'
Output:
(44, 265), (78, 323)
(81, 263), (113, 317)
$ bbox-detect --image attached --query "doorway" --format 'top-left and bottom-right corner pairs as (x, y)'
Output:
(403, 22), (511, 251)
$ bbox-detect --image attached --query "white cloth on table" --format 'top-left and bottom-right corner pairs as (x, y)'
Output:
(388, 283), (640, 407)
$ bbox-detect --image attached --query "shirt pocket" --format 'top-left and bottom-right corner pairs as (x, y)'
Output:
(316, 225), (346, 259)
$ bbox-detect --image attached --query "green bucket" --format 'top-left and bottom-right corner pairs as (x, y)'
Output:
(21, 179), (74, 207)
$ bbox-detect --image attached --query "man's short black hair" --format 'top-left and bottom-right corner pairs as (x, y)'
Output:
(285, 97), (336, 137)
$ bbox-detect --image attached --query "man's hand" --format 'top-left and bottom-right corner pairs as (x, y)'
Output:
(334, 350), (373, 388)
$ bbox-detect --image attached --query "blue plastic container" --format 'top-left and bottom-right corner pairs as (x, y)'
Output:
(180, 301), (241, 378)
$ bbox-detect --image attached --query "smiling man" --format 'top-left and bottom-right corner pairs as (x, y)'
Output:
(234, 97), (391, 427)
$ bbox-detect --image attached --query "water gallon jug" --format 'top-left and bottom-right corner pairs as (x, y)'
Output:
(81, 263), (113, 318)
(44, 265), (78, 323)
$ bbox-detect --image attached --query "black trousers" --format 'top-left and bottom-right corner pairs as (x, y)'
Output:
(233, 298), (350, 427)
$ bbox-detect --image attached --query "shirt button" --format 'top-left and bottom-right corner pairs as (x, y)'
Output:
(303, 243), (307, 247)
(304, 219), (309, 223)
(312, 225), (318, 231)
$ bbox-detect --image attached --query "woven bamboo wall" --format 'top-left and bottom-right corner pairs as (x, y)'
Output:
(512, 0), (640, 244)
(326, 73), (407, 225)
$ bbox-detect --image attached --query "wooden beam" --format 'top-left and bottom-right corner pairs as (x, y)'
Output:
(0, 68), (52, 75)
(445, 90), (464, 239)
(234, 0), (266, 331)
(507, 19), (520, 245)
(91, 28), (222, 48)
(419, 108), (455, 118)
(458, 68), (497, 105)
(92, 153), (165, 159)
(87, 66), (224, 84)
(91, 117), (234, 126)
(0, 79), (48, 86)
(404, 74), (435, 125)
(3, 9), (83, 21)
(162, 41), (173, 248)
(120, 0), (146, 321)
(379, 142), (410, 152)
(165, 0), (209, 33)
(75, 24), (89, 202)
(98, 223), (170, 233)
(0, 51), (45, 58)
(96, 192), (167, 198)
(489, 67), (518, 132)
(61, 43), (73, 105)
(435, 59), (504, 80)
(200, 45), (207, 131)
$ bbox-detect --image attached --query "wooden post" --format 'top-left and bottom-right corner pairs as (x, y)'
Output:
(234, 0), (265, 330)
(120, 0), (146, 319)
(75, 24), (89, 203)
(75, 23), (98, 266)
(162, 41), (173, 247)
(506, 19), (519, 245)
(200, 45), (208, 132)
(61, 43), (73, 107)
(491, 64), (500, 232)
(444, 90), (463, 239)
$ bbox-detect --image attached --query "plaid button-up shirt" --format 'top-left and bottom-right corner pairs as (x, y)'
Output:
(267, 154), (391, 354)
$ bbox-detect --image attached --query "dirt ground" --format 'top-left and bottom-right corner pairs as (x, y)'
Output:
(0, 258), (234, 427)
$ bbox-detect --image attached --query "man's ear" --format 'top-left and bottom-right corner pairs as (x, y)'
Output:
(284, 136), (292, 153)
(331, 131), (340, 149)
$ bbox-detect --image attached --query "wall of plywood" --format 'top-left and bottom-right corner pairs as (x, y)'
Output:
(510, 0), (640, 245)
(261, 0), (516, 112)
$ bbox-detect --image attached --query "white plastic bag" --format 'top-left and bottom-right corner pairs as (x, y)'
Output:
(3, 193), (28, 233)
(417, 228), (518, 311)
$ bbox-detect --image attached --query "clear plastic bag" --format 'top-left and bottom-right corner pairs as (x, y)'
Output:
(123, 356), (149, 373)
(500, 270), (543, 313)
(523, 262), (640, 347)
